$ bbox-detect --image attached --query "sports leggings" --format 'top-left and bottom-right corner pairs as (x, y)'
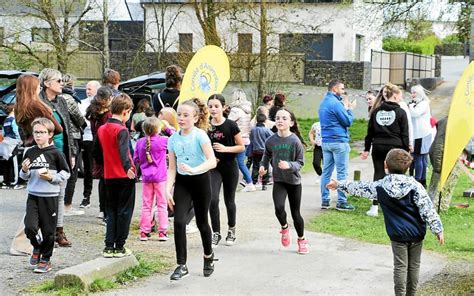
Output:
(371, 144), (402, 206)
(273, 182), (305, 238)
(173, 172), (213, 265)
(209, 159), (239, 234)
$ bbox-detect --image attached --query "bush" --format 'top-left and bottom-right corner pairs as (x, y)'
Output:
(442, 34), (461, 44)
(383, 36), (440, 55)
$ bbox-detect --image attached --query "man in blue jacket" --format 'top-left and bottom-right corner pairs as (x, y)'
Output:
(318, 79), (355, 211)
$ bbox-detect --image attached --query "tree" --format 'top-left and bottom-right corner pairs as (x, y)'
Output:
(456, 2), (472, 42)
(192, 0), (222, 47)
(1, 0), (92, 72)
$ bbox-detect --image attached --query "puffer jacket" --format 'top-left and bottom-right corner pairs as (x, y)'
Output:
(40, 90), (77, 160)
(61, 93), (87, 140)
(228, 100), (252, 145)
(338, 174), (443, 242)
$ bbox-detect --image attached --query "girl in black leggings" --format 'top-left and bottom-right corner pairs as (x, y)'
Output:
(207, 94), (245, 247)
(259, 108), (308, 255)
(166, 100), (217, 281)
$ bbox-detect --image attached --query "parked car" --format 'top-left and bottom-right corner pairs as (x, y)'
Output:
(119, 71), (166, 111)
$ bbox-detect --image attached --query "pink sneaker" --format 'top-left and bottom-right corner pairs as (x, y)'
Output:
(140, 232), (149, 241)
(297, 239), (309, 255)
(280, 227), (290, 247)
(158, 231), (169, 241)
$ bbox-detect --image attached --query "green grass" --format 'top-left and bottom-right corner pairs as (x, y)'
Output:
(308, 172), (474, 261)
(27, 254), (168, 295)
(298, 118), (367, 173)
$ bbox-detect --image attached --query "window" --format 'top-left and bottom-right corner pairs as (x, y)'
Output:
(179, 33), (193, 52)
(31, 27), (52, 43)
(355, 34), (364, 61)
(0, 27), (4, 45)
(238, 33), (252, 53)
(280, 33), (333, 60)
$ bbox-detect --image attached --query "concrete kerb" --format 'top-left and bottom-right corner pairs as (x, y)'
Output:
(54, 255), (139, 290)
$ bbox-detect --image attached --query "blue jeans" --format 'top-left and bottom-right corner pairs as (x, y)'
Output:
(412, 153), (428, 181)
(320, 142), (350, 205)
(236, 148), (252, 184)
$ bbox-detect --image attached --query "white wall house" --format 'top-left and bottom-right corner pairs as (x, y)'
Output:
(141, 0), (384, 62)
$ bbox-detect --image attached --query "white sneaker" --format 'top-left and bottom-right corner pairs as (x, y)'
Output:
(366, 205), (379, 217)
(96, 212), (104, 219)
(241, 183), (256, 192)
(64, 207), (85, 216)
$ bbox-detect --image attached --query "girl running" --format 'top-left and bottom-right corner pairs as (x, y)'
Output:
(134, 117), (170, 242)
(207, 94), (245, 247)
(166, 100), (217, 281)
(259, 108), (308, 254)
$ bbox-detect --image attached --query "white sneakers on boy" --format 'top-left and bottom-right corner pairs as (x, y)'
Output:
(366, 205), (379, 217)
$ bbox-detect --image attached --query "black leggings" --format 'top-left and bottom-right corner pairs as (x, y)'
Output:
(209, 159), (239, 234)
(273, 182), (305, 238)
(174, 172), (213, 265)
(312, 145), (323, 176)
(371, 144), (401, 206)
(64, 140), (79, 206)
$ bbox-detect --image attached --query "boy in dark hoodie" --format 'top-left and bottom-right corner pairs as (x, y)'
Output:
(20, 117), (70, 273)
(327, 148), (444, 296)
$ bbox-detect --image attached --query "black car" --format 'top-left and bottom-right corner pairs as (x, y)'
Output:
(119, 71), (166, 111)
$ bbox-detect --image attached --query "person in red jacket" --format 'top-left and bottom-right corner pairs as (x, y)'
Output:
(93, 94), (136, 258)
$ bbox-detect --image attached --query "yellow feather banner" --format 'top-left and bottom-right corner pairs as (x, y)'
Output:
(178, 45), (230, 103)
(439, 61), (474, 190)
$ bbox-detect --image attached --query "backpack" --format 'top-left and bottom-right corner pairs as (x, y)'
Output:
(154, 93), (179, 111)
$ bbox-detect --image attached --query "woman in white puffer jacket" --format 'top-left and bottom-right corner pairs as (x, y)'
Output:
(408, 85), (433, 188)
(228, 89), (255, 192)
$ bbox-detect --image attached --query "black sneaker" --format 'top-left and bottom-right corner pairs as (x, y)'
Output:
(212, 232), (222, 248)
(321, 201), (330, 209)
(113, 247), (132, 258)
(102, 247), (114, 258)
(225, 229), (236, 246)
(336, 203), (355, 211)
(79, 198), (90, 208)
(29, 249), (41, 267)
(170, 265), (189, 280)
(203, 252), (218, 277)
(262, 185), (267, 191)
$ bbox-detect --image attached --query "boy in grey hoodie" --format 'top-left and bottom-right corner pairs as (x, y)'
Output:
(327, 148), (444, 296)
(20, 118), (70, 273)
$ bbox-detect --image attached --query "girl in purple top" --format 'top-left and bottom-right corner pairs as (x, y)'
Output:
(134, 117), (172, 241)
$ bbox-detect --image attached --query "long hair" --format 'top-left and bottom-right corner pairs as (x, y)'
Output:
(142, 117), (160, 163)
(159, 107), (178, 130)
(274, 93), (286, 108)
(369, 86), (387, 117)
(86, 86), (112, 120)
(165, 65), (183, 88)
(14, 74), (53, 127)
(192, 98), (210, 131)
(411, 84), (430, 102)
(277, 107), (306, 146)
(208, 93), (230, 118)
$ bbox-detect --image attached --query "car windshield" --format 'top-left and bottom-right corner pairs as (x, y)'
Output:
(0, 78), (17, 89)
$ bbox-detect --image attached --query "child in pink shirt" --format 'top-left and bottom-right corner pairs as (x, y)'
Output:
(134, 117), (171, 241)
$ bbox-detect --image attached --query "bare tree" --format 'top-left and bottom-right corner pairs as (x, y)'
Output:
(1, 0), (92, 72)
(192, 0), (222, 47)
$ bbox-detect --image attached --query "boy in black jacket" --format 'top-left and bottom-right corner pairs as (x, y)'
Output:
(20, 117), (70, 273)
(327, 148), (444, 296)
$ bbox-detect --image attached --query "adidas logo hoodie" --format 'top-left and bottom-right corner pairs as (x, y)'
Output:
(20, 145), (70, 197)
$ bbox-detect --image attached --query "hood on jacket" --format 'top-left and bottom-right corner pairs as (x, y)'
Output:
(230, 100), (252, 114)
(379, 174), (418, 200)
(379, 101), (400, 111)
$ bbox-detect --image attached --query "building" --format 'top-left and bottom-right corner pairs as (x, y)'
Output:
(141, 0), (384, 62)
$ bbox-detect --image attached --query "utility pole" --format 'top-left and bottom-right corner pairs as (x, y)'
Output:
(103, 0), (110, 70)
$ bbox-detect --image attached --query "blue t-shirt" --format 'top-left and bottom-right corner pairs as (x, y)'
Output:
(52, 111), (65, 153)
(168, 127), (211, 175)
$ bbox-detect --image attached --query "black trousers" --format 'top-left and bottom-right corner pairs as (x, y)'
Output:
(1, 154), (18, 185)
(64, 139), (79, 205)
(104, 178), (135, 249)
(273, 182), (305, 238)
(24, 194), (58, 259)
(173, 172), (212, 265)
(312, 145), (323, 176)
(371, 144), (401, 206)
(99, 178), (107, 213)
(82, 141), (93, 199)
(251, 152), (269, 184)
(209, 159), (239, 234)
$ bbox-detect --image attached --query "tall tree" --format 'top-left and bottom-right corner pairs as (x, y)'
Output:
(1, 0), (92, 72)
(192, 0), (222, 46)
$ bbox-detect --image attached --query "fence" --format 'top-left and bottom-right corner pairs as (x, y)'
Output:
(371, 50), (436, 88)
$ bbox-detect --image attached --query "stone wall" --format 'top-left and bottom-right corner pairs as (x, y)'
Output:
(435, 54), (442, 78)
(304, 61), (371, 90)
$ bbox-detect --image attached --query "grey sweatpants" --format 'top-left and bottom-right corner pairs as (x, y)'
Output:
(56, 181), (66, 227)
(391, 240), (423, 296)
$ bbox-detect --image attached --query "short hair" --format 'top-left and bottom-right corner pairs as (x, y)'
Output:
(3, 103), (14, 114)
(256, 113), (267, 123)
(102, 69), (120, 86)
(39, 68), (62, 88)
(385, 149), (413, 174)
(62, 74), (76, 88)
(31, 117), (55, 133)
(328, 79), (342, 91)
(110, 94), (133, 115)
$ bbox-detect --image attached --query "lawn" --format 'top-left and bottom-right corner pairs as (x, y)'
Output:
(308, 171), (474, 262)
(298, 118), (367, 173)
